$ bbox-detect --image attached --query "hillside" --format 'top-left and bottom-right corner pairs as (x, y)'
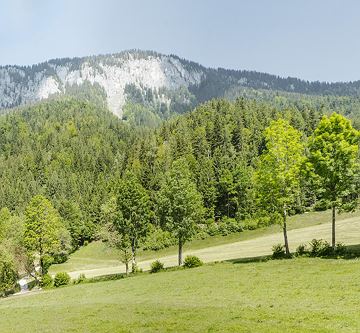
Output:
(2, 50), (360, 122)
(0, 98), (135, 246)
(2, 258), (360, 332)
(49, 210), (360, 278)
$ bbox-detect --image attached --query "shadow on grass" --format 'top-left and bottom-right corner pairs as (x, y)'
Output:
(225, 244), (360, 265)
(225, 255), (272, 265)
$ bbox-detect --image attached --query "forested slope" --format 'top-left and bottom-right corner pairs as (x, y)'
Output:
(0, 98), (135, 245)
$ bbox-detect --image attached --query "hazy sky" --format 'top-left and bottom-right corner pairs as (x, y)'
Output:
(0, 0), (359, 82)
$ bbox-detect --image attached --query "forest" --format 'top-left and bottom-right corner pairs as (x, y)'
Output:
(0, 95), (359, 293)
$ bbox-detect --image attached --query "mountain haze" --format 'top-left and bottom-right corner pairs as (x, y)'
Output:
(2, 50), (360, 119)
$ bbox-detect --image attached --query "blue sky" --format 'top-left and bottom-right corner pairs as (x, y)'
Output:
(0, 0), (359, 82)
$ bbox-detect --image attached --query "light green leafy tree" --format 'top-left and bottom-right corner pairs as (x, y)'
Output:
(309, 113), (360, 248)
(157, 158), (204, 265)
(24, 195), (70, 277)
(255, 119), (305, 255)
(113, 173), (151, 272)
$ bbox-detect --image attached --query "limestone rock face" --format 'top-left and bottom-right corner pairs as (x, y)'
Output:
(0, 51), (204, 117)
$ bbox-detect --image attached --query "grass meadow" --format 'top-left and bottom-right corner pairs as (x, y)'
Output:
(3, 258), (360, 332)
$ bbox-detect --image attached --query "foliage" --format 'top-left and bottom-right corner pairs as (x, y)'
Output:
(0, 248), (18, 295)
(150, 260), (164, 273)
(157, 158), (204, 265)
(295, 243), (308, 256)
(308, 113), (360, 246)
(309, 239), (332, 257)
(183, 255), (203, 268)
(272, 244), (286, 259)
(41, 274), (53, 288)
(24, 195), (70, 275)
(142, 225), (176, 251)
(255, 119), (305, 254)
(335, 242), (347, 256)
(110, 172), (152, 272)
(54, 272), (71, 287)
(309, 113), (360, 207)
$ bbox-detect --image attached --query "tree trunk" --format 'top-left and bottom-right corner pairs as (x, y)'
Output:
(131, 238), (137, 273)
(178, 237), (183, 266)
(39, 256), (44, 277)
(332, 205), (336, 249)
(283, 209), (290, 256)
(125, 261), (129, 276)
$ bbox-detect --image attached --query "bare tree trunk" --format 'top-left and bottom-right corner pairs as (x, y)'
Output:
(283, 209), (290, 256)
(125, 261), (129, 276)
(131, 238), (137, 273)
(332, 205), (336, 249)
(178, 237), (183, 266)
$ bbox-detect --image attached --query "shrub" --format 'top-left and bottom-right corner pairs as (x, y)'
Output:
(295, 243), (308, 257)
(335, 242), (347, 256)
(272, 243), (286, 259)
(218, 217), (243, 235)
(74, 273), (87, 284)
(150, 260), (164, 273)
(183, 255), (203, 268)
(243, 218), (258, 230)
(205, 221), (219, 236)
(54, 272), (71, 287)
(309, 239), (332, 257)
(41, 273), (53, 288)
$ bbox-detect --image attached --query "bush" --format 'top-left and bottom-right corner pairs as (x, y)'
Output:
(54, 272), (71, 287)
(74, 273), (87, 284)
(335, 242), (347, 256)
(272, 243), (286, 259)
(309, 239), (332, 257)
(183, 255), (203, 268)
(41, 273), (53, 288)
(218, 217), (243, 235)
(243, 218), (258, 230)
(205, 221), (219, 236)
(150, 260), (164, 273)
(295, 243), (308, 257)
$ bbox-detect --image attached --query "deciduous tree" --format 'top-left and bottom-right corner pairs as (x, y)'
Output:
(157, 158), (204, 265)
(309, 113), (360, 248)
(255, 119), (305, 255)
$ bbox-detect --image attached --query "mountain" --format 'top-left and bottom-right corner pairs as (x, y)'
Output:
(1, 49), (360, 119)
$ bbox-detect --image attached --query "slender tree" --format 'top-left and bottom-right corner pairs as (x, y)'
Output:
(115, 172), (151, 272)
(255, 119), (305, 255)
(309, 113), (360, 248)
(100, 197), (132, 275)
(157, 158), (204, 265)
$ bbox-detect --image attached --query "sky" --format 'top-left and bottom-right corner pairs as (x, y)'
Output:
(0, 0), (359, 82)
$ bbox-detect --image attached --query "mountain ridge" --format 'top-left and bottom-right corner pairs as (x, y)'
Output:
(1, 49), (360, 118)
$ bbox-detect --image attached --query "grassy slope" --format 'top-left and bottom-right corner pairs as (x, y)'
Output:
(50, 210), (360, 275)
(3, 258), (360, 332)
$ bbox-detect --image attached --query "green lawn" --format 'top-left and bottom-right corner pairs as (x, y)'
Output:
(50, 209), (360, 274)
(3, 258), (360, 332)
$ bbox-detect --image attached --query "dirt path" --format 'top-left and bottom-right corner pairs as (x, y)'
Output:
(68, 215), (360, 279)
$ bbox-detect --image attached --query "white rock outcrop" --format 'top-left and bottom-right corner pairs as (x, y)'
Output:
(0, 52), (204, 117)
